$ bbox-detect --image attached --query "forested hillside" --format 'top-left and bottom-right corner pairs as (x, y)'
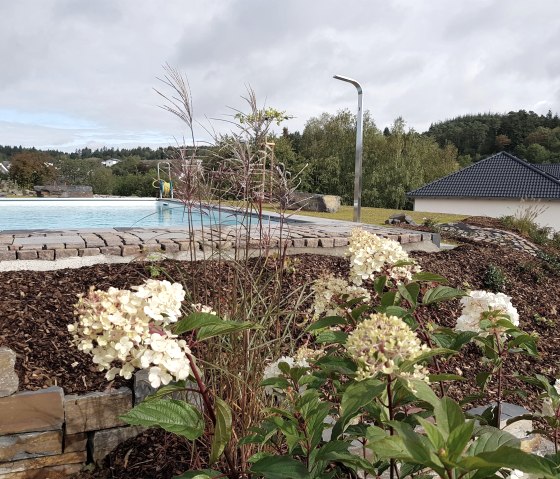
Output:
(427, 110), (560, 165)
(1, 108), (558, 209)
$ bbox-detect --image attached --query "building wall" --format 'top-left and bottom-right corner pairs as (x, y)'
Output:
(413, 198), (560, 231)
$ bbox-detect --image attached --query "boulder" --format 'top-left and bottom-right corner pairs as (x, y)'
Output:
(283, 192), (340, 213)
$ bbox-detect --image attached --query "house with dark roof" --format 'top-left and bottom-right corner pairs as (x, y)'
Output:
(407, 152), (560, 231)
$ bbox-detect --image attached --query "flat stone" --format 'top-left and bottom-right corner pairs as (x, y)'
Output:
(305, 238), (319, 248)
(64, 387), (132, 434)
(292, 238), (306, 248)
(141, 243), (162, 253)
(37, 250), (55, 260)
(63, 432), (88, 453)
(92, 426), (144, 464)
(333, 237), (349, 247)
(0, 386), (64, 435)
(0, 463), (83, 479)
(319, 238), (334, 248)
(0, 451), (86, 476)
(54, 248), (78, 259)
(0, 430), (62, 461)
(160, 242), (180, 253)
(0, 347), (18, 397)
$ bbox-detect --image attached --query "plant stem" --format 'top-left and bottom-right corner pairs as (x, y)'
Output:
(187, 353), (238, 478)
(387, 376), (398, 479)
(494, 332), (504, 429)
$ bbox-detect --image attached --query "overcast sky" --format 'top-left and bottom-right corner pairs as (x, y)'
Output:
(1, 0), (559, 152)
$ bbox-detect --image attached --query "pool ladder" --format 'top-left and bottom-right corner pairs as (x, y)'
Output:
(156, 162), (173, 199)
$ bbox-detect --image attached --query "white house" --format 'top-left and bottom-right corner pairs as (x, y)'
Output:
(408, 152), (560, 231)
(101, 158), (121, 167)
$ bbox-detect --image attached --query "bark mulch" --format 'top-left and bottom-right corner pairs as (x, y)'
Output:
(1, 243), (559, 478)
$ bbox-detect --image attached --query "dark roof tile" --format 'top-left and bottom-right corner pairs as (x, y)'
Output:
(408, 152), (560, 199)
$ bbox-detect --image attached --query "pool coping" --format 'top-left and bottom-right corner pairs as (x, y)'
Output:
(0, 208), (440, 271)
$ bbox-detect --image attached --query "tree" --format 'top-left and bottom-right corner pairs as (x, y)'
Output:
(9, 151), (58, 188)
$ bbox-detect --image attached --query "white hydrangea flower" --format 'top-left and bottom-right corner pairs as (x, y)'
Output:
(345, 313), (429, 381)
(69, 279), (192, 389)
(311, 274), (370, 320)
(294, 345), (325, 363)
(347, 229), (421, 286)
(262, 355), (310, 396)
(191, 303), (218, 315)
(456, 290), (519, 333)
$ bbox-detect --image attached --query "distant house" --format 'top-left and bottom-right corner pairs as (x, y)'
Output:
(101, 158), (121, 167)
(407, 151), (560, 231)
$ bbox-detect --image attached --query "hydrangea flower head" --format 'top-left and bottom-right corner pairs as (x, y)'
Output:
(456, 290), (519, 333)
(345, 312), (429, 381)
(347, 229), (420, 285)
(311, 274), (370, 320)
(262, 355), (309, 396)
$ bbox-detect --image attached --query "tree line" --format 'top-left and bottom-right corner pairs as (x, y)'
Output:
(1, 108), (558, 209)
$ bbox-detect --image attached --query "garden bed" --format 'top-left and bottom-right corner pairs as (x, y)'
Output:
(1, 244), (560, 477)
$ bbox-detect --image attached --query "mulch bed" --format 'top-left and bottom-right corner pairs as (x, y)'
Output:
(1, 243), (560, 478)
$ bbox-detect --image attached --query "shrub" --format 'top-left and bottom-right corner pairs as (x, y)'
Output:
(483, 263), (507, 292)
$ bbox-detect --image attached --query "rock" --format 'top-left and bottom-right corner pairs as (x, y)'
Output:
(467, 403), (532, 438)
(388, 213), (417, 225)
(0, 347), (18, 397)
(283, 192), (341, 213)
(91, 426), (144, 464)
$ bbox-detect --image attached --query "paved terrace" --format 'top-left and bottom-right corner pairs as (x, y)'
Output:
(0, 216), (439, 270)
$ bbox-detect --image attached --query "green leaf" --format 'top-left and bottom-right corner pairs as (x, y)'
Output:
(374, 275), (387, 294)
(398, 282), (420, 306)
(173, 312), (257, 340)
(412, 272), (448, 284)
(173, 470), (222, 479)
(428, 374), (466, 382)
(142, 381), (187, 402)
(250, 456), (311, 479)
(475, 372), (492, 390)
(416, 416), (445, 450)
(380, 291), (397, 307)
(433, 397), (465, 438)
(306, 316), (346, 332)
(422, 286), (466, 305)
(447, 420), (475, 461)
(468, 427), (519, 455)
(315, 330), (348, 345)
(209, 397), (232, 465)
(380, 305), (409, 318)
(120, 399), (204, 440)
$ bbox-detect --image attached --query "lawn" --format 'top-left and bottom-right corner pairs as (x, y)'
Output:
(268, 205), (467, 225)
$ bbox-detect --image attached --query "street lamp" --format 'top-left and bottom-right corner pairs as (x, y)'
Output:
(333, 74), (363, 223)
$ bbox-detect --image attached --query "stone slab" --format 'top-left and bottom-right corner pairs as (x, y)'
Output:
(121, 244), (141, 256)
(0, 387), (64, 435)
(100, 246), (121, 255)
(0, 251), (16, 260)
(78, 248), (101, 257)
(0, 430), (62, 461)
(37, 250), (55, 261)
(63, 432), (88, 453)
(16, 250), (38, 260)
(91, 426), (144, 464)
(64, 387), (132, 434)
(0, 463), (83, 479)
(0, 451), (86, 476)
(54, 248), (78, 259)
(0, 347), (18, 397)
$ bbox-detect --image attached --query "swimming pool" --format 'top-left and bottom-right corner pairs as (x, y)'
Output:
(0, 198), (271, 231)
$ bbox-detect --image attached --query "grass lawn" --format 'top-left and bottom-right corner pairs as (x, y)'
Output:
(265, 205), (467, 226)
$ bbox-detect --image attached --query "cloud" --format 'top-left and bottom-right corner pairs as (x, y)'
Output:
(0, 0), (559, 151)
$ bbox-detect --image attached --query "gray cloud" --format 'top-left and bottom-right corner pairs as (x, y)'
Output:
(0, 0), (559, 151)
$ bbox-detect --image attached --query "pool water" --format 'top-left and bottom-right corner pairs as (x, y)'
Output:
(0, 199), (262, 231)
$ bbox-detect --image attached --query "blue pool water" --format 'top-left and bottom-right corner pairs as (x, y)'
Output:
(0, 198), (265, 231)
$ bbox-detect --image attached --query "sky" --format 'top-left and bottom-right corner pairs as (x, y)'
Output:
(1, 0), (559, 152)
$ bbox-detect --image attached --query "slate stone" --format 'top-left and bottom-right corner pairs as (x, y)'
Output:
(0, 347), (18, 397)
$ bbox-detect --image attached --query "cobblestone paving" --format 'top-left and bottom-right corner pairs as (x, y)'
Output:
(439, 222), (540, 255)
(0, 220), (437, 262)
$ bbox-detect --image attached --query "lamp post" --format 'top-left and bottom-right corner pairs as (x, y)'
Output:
(333, 74), (363, 223)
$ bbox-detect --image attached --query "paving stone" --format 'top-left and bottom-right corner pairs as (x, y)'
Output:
(399, 234), (410, 244)
(160, 242), (180, 253)
(0, 451), (86, 476)
(121, 244), (141, 256)
(215, 240), (233, 250)
(78, 248), (101, 257)
(99, 235), (123, 246)
(91, 426), (145, 464)
(409, 234), (422, 243)
(100, 246), (122, 255)
(37, 250), (55, 261)
(19, 243), (44, 250)
(0, 347), (18, 397)
(0, 250), (16, 260)
(292, 238), (306, 248)
(333, 237), (349, 247)
(319, 238), (334, 248)
(0, 386), (64, 435)
(0, 430), (62, 461)
(8, 245), (21, 251)
(82, 237), (105, 248)
(54, 248), (78, 259)
(16, 250), (38, 260)
(305, 238), (319, 248)
(141, 243), (162, 253)
(64, 387), (132, 434)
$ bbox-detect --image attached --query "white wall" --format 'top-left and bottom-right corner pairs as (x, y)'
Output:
(413, 198), (560, 231)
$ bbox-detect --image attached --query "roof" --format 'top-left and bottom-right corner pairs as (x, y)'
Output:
(534, 164), (560, 179)
(408, 152), (560, 199)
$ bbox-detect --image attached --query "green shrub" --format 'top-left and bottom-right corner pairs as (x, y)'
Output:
(483, 263), (507, 292)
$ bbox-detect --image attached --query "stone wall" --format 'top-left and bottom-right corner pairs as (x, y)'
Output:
(0, 347), (142, 478)
(284, 192), (341, 213)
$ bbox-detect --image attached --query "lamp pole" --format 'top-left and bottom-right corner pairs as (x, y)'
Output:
(333, 74), (363, 223)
